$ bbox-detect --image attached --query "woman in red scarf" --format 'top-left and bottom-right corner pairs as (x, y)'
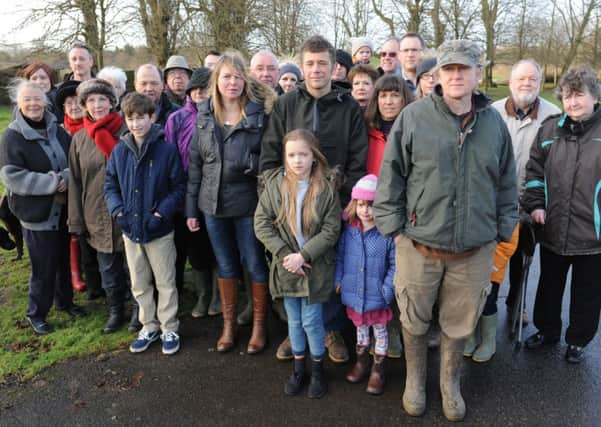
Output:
(68, 78), (129, 334)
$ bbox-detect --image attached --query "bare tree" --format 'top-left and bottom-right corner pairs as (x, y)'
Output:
(138, 0), (187, 67)
(431, 0), (446, 46)
(257, 0), (312, 56)
(554, 0), (598, 73)
(372, 0), (432, 36)
(441, 0), (479, 40)
(336, 0), (373, 46)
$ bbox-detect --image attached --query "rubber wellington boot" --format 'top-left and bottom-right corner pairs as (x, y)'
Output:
(217, 278), (238, 352)
(366, 354), (385, 395)
(440, 333), (467, 422)
(191, 269), (210, 318)
(463, 320), (480, 357)
(247, 283), (268, 354)
(472, 313), (497, 362)
(70, 236), (87, 292)
(208, 271), (222, 316)
(346, 345), (370, 383)
(103, 289), (125, 334)
(402, 328), (428, 416)
(307, 358), (327, 399)
(128, 300), (142, 333)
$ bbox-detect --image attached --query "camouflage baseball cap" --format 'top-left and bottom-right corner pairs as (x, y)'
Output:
(436, 40), (481, 68)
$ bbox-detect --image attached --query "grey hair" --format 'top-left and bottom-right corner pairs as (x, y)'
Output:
(135, 63), (163, 84)
(510, 59), (542, 82)
(97, 66), (127, 91)
(381, 36), (401, 49)
(554, 64), (601, 101)
(7, 78), (48, 106)
(250, 50), (278, 68)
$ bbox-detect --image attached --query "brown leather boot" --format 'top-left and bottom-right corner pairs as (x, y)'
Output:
(247, 283), (268, 354)
(366, 354), (385, 395)
(346, 345), (370, 383)
(217, 278), (238, 352)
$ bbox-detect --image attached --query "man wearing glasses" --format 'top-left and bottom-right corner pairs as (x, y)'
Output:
(399, 33), (425, 91)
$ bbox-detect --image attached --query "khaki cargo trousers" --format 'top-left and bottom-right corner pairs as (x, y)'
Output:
(394, 234), (496, 339)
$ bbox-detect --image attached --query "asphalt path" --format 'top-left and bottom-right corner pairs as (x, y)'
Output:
(1, 248), (600, 426)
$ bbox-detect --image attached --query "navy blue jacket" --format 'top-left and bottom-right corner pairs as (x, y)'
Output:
(104, 124), (185, 243)
(335, 224), (395, 314)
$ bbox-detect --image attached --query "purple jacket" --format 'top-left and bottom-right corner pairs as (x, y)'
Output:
(164, 96), (197, 171)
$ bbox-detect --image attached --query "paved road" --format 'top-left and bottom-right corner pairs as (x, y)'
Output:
(1, 250), (600, 426)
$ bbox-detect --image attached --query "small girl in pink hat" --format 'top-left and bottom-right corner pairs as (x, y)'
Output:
(335, 174), (395, 395)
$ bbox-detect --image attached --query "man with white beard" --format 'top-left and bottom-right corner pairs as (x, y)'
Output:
(491, 59), (560, 321)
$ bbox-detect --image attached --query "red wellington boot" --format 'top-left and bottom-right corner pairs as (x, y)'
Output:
(70, 236), (87, 292)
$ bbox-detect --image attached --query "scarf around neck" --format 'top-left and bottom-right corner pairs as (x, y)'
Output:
(83, 112), (123, 158)
(64, 115), (84, 135)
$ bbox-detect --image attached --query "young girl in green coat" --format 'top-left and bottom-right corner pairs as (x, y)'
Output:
(254, 129), (341, 399)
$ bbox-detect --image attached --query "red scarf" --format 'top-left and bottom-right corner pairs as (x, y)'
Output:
(64, 115), (84, 135)
(83, 112), (123, 158)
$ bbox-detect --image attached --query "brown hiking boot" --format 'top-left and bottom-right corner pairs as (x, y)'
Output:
(366, 354), (385, 395)
(325, 331), (349, 363)
(276, 336), (293, 361)
(346, 346), (370, 383)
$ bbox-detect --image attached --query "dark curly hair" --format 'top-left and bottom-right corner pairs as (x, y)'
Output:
(554, 64), (601, 101)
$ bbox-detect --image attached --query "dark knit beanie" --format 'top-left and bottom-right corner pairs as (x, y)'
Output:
(279, 63), (302, 81)
(77, 78), (117, 109)
(335, 49), (353, 73)
(416, 58), (437, 85)
(186, 67), (211, 95)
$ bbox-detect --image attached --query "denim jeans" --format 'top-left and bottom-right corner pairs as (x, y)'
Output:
(204, 214), (268, 283)
(283, 297), (325, 359)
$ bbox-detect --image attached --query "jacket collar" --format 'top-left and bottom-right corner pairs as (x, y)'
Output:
(505, 96), (540, 120)
(432, 84), (491, 114)
(295, 81), (351, 104)
(557, 104), (601, 135)
(121, 123), (164, 158)
(10, 109), (57, 141)
(198, 97), (264, 128)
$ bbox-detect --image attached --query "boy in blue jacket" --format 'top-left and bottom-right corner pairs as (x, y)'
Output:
(105, 92), (186, 355)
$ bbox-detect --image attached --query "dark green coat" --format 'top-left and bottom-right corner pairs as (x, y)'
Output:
(254, 168), (341, 303)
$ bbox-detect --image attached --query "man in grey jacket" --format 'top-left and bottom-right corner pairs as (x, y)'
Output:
(374, 40), (518, 421)
(492, 59), (560, 320)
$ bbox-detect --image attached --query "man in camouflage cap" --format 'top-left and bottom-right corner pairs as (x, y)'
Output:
(374, 39), (518, 421)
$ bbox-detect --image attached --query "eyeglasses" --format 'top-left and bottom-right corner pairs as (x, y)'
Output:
(421, 72), (437, 81)
(400, 48), (422, 54)
(380, 51), (397, 58)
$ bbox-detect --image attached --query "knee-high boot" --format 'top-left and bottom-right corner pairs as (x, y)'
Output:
(440, 332), (467, 421)
(70, 236), (86, 292)
(217, 278), (238, 352)
(402, 328), (428, 416)
(247, 283), (268, 354)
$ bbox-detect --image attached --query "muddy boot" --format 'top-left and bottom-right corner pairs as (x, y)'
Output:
(247, 283), (268, 354)
(207, 271), (221, 316)
(366, 354), (385, 395)
(387, 320), (403, 358)
(307, 358), (327, 399)
(128, 300), (142, 333)
(346, 345), (370, 383)
(103, 289), (125, 334)
(191, 269), (210, 318)
(217, 278), (238, 352)
(463, 319), (480, 357)
(440, 332), (467, 422)
(237, 276), (253, 326)
(402, 328), (428, 416)
(284, 357), (306, 395)
(70, 236), (87, 292)
(276, 336), (294, 361)
(472, 313), (497, 362)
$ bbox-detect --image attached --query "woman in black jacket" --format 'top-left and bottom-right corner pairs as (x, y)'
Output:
(0, 79), (85, 335)
(186, 52), (275, 354)
(522, 65), (601, 363)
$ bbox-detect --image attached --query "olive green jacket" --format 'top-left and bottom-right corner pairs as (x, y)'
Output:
(254, 168), (341, 303)
(374, 87), (518, 252)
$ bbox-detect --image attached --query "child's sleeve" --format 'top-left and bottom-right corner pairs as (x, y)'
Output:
(156, 146), (186, 220)
(254, 183), (293, 257)
(490, 223), (519, 284)
(104, 149), (124, 218)
(299, 190), (342, 262)
(382, 237), (396, 305)
(334, 226), (346, 289)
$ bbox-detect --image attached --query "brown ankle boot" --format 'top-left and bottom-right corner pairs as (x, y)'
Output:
(366, 354), (385, 395)
(217, 278), (238, 352)
(346, 345), (370, 383)
(247, 283), (268, 354)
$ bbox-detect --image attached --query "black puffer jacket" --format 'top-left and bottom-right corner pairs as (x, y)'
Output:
(185, 80), (276, 218)
(522, 107), (601, 255)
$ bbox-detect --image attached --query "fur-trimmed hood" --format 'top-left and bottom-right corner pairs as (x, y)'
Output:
(247, 76), (277, 114)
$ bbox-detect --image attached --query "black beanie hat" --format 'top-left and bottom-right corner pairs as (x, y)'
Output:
(186, 67), (211, 95)
(335, 49), (353, 73)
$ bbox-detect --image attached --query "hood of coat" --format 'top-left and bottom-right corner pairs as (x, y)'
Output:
(9, 109), (58, 142)
(294, 81), (354, 105)
(121, 123), (164, 156)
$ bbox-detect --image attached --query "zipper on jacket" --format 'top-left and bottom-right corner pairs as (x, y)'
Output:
(454, 126), (473, 251)
(563, 135), (580, 253)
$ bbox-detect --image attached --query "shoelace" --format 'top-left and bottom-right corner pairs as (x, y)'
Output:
(162, 331), (179, 342)
(138, 330), (156, 341)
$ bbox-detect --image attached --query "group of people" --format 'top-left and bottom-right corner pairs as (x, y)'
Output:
(1, 31), (601, 421)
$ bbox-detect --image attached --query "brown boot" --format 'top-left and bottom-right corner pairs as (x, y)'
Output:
(366, 354), (385, 395)
(247, 283), (268, 354)
(217, 278), (238, 352)
(346, 345), (370, 383)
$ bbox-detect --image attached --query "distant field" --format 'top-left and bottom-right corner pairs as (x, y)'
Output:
(0, 105), (10, 131)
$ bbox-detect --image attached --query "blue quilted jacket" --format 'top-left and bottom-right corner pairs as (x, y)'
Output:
(334, 224), (395, 314)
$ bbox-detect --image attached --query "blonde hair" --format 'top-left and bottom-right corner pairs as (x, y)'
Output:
(209, 50), (258, 126)
(276, 129), (331, 236)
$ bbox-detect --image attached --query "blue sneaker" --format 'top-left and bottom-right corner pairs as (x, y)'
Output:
(161, 331), (180, 355)
(129, 329), (160, 353)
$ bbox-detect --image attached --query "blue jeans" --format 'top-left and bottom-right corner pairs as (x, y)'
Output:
(204, 214), (268, 283)
(284, 297), (325, 359)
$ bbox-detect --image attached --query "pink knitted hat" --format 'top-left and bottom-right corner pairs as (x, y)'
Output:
(351, 174), (378, 201)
